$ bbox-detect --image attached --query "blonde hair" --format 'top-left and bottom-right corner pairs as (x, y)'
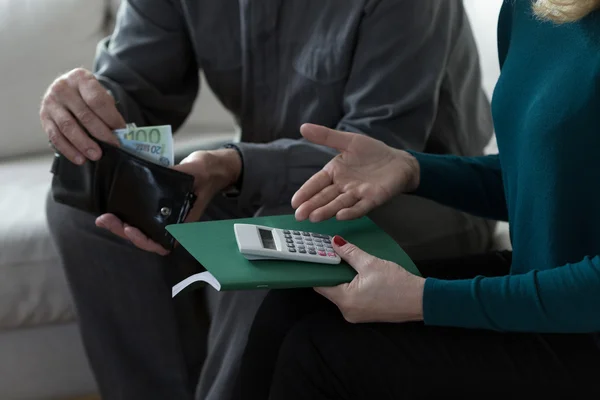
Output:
(533, 0), (600, 23)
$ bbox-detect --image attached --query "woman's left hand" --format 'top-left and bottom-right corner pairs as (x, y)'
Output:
(316, 236), (426, 323)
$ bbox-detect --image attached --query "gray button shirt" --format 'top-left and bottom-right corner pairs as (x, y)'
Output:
(95, 0), (492, 209)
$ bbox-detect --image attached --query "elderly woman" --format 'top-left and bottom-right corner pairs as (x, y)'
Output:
(236, 0), (600, 398)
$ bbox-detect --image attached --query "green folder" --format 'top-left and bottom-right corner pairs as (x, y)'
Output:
(167, 215), (419, 296)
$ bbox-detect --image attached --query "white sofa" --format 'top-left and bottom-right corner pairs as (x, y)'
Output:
(0, 0), (505, 398)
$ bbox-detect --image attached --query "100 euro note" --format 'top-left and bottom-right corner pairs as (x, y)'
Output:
(113, 124), (174, 167)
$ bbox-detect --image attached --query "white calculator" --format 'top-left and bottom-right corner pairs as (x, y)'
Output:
(234, 224), (341, 264)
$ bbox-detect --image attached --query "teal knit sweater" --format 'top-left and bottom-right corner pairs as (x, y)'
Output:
(412, 0), (600, 332)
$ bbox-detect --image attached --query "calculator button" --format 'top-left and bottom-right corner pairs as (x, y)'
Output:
(289, 248), (297, 253)
(286, 238), (294, 243)
(304, 238), (313, 243)
(326, 247), (334, 252)
(317, 246), (325, 250)
(327, 252), (336, 257)
(283, 230), (290, 234)
(308, 250), (317, 255)
(322, 238), (331, 244)
(307, 246), (315, 250)
(302, 232), (310, 237)
(299, 249), (306, 254)
(318, 251), (326, 256)
(293, 231), (301, 235)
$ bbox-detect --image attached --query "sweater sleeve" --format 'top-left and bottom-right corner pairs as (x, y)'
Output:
(424, 256), (600, 332)
(409, 152), (508, 221)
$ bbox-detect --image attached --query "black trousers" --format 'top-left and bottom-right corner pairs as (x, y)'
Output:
(236, 252), (600, 399)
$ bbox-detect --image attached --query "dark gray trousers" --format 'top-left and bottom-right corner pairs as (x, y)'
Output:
(46, 192), (493, 400)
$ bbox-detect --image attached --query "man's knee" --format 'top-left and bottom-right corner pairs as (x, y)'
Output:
(205, 289), (269, 327)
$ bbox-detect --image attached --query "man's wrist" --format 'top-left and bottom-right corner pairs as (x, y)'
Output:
(208, 148), (242, 190)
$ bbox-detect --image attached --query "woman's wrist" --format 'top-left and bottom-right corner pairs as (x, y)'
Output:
(396, 150), (421, 193)
(407, 275), (425, 322)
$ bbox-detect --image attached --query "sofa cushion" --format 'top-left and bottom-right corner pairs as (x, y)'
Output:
(0, 155), (75, 329)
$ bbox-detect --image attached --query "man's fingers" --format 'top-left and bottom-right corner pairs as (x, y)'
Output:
(300, 124), (356, 153)
(95, 214), (128, 241)
(77, 71), (126, 132)
(308, 192), (359, 222)
(48, 102), (102, 161)
(332, 237), (374, 274)
(291, 170), (332, 212)
(41, 115), (85, 164)
(183, 195), (210, 225)
(336, 199), (376, 221)
(123, 225), (170, 256)
(97, 215), (169, 255)
(294, 185), (340, 221)
(63, 82), (119, 147)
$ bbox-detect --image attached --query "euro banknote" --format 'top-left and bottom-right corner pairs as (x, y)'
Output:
(113, 124), (174, 167)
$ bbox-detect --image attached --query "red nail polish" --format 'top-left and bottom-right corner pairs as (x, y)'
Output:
(333, 235), (347, 247)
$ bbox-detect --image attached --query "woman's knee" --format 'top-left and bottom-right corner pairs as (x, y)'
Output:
(274, 311), (356, 382)
(270, 311), (349, 397)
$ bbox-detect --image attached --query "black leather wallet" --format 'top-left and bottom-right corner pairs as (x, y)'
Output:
(50, 140), (196, 250)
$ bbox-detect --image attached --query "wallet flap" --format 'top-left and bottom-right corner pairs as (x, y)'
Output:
(51, 152), (102, 213)
(106, 150), (196, 249)
(51, 139), (196, 250)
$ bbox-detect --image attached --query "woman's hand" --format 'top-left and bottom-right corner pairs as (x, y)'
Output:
(315, 236), (425, 323)
(95, 148), (242, 256)
(292, 124), (420, 222)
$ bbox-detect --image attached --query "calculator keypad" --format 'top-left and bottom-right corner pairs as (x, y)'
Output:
(286, 230), (337, 258)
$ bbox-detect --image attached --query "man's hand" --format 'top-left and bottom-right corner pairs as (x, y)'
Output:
(96, 148), (242, 256)
(40, 68), (125, 164)
(315, 236), (425, 324)
(292, 124), (421, 222)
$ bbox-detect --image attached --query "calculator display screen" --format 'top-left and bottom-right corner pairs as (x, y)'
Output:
(258, 228), (276, 250)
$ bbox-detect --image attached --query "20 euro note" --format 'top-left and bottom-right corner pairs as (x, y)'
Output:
(113, 125), (174, 167)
